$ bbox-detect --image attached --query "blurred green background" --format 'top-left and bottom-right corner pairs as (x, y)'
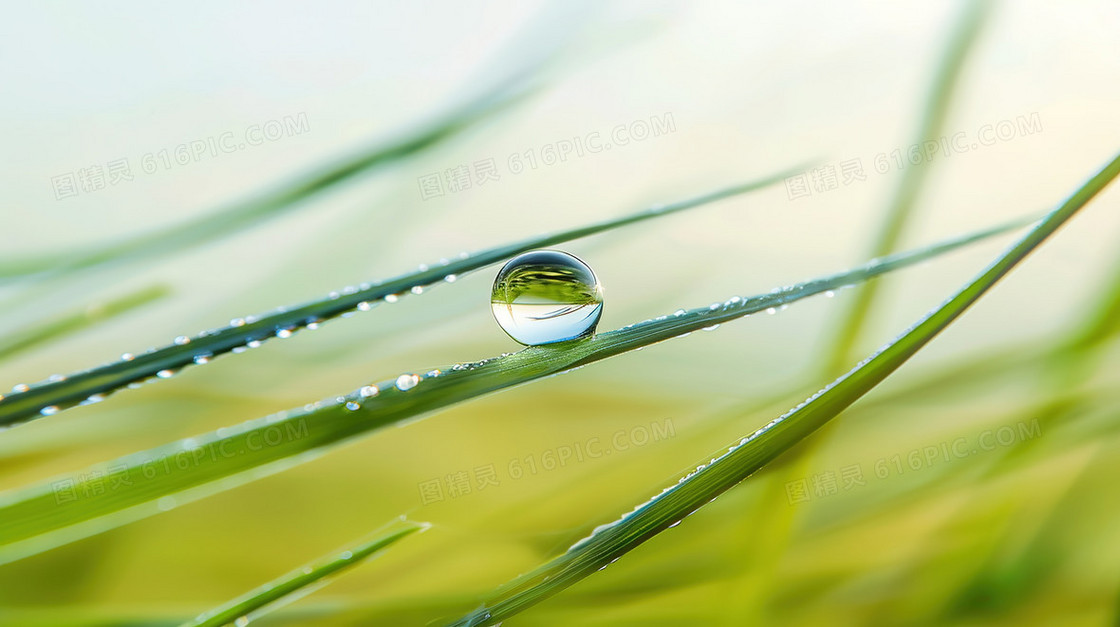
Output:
(1, 1), (1120, 625)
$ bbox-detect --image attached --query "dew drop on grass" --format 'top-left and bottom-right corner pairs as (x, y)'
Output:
(385, 294), (399, 303)
(345, 401), (360, 411)
(359, 385), (379, 398)
(395, 374), (419, 391)
(12, 383), (29, 393)
(174, 336), (190, 345)
(491, 250), (603, 346)
(121, 353), (134, 361)
(411, 286), (424, 295)
(40, 405), (59, 416)
(156, 369), (175, 379)
(235, 617), (249, 627)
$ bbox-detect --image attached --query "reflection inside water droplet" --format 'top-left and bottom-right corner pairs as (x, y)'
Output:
(491, 250), (603, 346)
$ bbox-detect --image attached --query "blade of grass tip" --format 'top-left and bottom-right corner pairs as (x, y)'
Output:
(445, 151), (1120, 627)
(0, 169), (801, 428)
(0, 75), (535, 284)
(746, 7), (994, 615)
(181, 518), (427, 627)
(0, 285), (169, 362)
(824, 1), (990, 377)
(0, 214), (1030, 565)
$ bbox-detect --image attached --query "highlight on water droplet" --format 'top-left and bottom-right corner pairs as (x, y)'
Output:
(156, 369), (175, 379)
(490, 250), (603, 346)
(385, 294), (399, 303)
(174, 335), (190, 345)
(345, 401), (360, 411)
(359, 385), (379, 398)
(395, 374), (419, 391)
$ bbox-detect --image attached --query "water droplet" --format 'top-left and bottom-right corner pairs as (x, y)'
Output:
(48, 374), (66, 383)
(395, 374), (419, 391)
(230, 318), (246, 327)
(491, 250), (603, 346)
(426, 369), (442, 378)
(40, 405), (59, 416)
(357, 301), (373, 312)
(766, 307), (777, 315)
(411, 286), (424, 295)
(702, 324), (720, 331)
(345, 401), (360, 411)
(174, 336), (190, 345)
(193, 354), (211, 365)
(709, 303), (720, 311)
(157, 369), (175, 379)
(825, 290), (836, 298)
(276, 328), (293, 339)
(85, 394), (106, 405)
(328, 291), (341, 300)
(445, 274), (457, 283)
(120, 353), (134, 361)
(340, 550), (353, 560)
(418, 263), (429, 272)
(359, 385), (379, 398)
(307, 321), (321, 330)
(235, 616), (250, 627)
(385, 294), (399, 303)
(673, 309), (686, 317)
(247, 340), (262, 349)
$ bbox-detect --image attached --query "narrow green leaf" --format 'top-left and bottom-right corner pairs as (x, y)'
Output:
(0, 76), (533, 284)
(0, 171), (797, 427)
(0, 214), (1029, 565)
(181, 518), (426, 627)
(446, 151), (1120, 627)
(824, 1), (990, 375)
(0, 285), (169, 362)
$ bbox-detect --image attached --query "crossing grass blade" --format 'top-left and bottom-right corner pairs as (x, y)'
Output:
(0, 285), (169, 362)
(0, 75), (534, 284)
(180, 518), (426, 627)
(0, 214), (1031, 565)
(0, 169), (797, 428)
(824, 1), (990, 375)
(445, 151), (1120, 627)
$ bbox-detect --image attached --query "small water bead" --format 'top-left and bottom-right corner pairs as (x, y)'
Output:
(359, 385), (379, 398)
(385, 294), (399, 304)
(491, 250), (603, 346)
(357, 301), (373, 312)
(674, 309), (686, 317)
(766, 307), (777, 315)
(276, 328), (293, 339)
(444, 274), (457, 283)
(121, 353), (135, 361)
(411, 286), (424, 295)
(12, 383), (29, 393)
(157, 369), (175, 379)
(49, 374), (67, 383)
(345, 401), (361, 411)
(193, 354), (211, 365)
(247, 340), (262, 349)
(174, 336), (191, 345)
(825, 290), (836, 298)
(40, 405), (59, 416)
(230, 318), (246, 327)
(395, 374), (420, 391)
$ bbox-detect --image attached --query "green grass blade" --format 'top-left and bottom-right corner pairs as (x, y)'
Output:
(0, 170), (796, 427)
(181, 518), (426, 627)
(446, 151), (1120, 627)
(0, 285), (169, 362)
(0, 215), (1029, 565)
(0, 76), (533, 284)
(824, 1), (989, 375)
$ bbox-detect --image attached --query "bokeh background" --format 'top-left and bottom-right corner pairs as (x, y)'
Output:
(2, 1), (1120, 625)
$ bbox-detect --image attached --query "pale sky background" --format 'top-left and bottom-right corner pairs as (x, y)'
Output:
(1, 0), (1119, 429)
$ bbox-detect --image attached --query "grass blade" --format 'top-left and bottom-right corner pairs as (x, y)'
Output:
(0, 285), (169, 362)
(181, 518), (427, 627)
(0, 171), (797, 427)
(0, 75), (533, 284)
(824, 1), (989, 375)
(0, 214), (1029, 565)
(446, 151), (1120, 627)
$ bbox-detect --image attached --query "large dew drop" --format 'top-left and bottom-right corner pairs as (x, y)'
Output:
(491, 250), (603, 346)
